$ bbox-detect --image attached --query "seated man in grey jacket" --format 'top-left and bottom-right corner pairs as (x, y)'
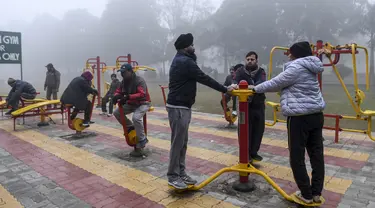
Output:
(253, 41), (325, 204)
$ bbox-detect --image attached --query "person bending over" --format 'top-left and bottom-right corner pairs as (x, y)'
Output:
(5, 78), (37, 115)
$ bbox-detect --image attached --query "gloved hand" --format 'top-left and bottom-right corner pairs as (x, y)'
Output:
(119, 95), (129, 105)
(248, 85), (255, 90)
(112, 94), (122, 103)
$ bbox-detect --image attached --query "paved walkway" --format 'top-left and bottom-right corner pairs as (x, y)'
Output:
(0, 107), (374, 208)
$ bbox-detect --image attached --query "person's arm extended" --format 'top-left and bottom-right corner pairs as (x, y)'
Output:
(79, 80), (95, 94)
(254, 66), (298, 93)
(187, 60), (227, 93)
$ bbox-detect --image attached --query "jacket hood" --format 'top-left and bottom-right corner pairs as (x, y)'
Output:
(292, 56), (324, 74)
(81, 71), (93, 81)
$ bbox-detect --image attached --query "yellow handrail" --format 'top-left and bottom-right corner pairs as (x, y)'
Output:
(268, 46), (289, 80)
(356, 45), (369, 90)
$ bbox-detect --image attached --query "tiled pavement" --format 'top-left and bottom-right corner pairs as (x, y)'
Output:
(0, 107), (374, 208)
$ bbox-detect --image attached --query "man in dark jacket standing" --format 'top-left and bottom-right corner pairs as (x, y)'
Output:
(166, 33), (236, 189)
(44, 63), (61, 100)
(100, 74), (121, 117)
(235, 51), (266, 163)
(60, 71), (98, 127)
(5, 78), (37, 115)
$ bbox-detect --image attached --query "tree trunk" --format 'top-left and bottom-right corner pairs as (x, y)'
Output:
(162, 60), (166, 80)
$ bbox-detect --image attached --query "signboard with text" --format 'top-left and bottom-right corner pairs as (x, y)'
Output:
(0, 31), (22, 64)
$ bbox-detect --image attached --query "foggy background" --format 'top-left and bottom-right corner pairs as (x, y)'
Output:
(0, 0), (375, 111)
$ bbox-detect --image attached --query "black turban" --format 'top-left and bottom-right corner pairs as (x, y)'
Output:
(174, 33), (194, 50)
(289, 41), (313, 59)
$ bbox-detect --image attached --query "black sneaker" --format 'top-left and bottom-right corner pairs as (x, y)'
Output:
(251, 154), (263, 162)
(181, 175), (197, 185)
(82, 121), (90, 127)
(5, 109), (13, 116)
(89, 121), (95, 124)
(168, 178), (188, 190)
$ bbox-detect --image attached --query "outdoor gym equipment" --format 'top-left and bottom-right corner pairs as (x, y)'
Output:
(267, 40), (374, 142)
(221, 93), (238, 125)
(10, 98), (64, 131)
(168, 80), (325, 207)
(85, 57), (107, 106)
(117, 102), (154, 148)
(116, 64), (156, 151)
(64, 95), (97, 138)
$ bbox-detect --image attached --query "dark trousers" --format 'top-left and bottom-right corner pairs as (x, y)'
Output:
(220, 93), (237, 111)
(46, 88), (58, 100)
(72, 101), (92, 122)
(8, 92), (36, 109)
(248, 103), (265, 156)
(287, 112), (325, 199)
(101, 95), (114, 114)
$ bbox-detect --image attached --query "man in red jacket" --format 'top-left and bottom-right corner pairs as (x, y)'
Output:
(112, 64), (151, 154)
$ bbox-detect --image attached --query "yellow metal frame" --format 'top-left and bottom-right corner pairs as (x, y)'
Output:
(11, 99), (61, 124)
(323, 44), (374, 141)
(266, 46), (289, 126)
(267, 42), (375, 141)
(170, 88), (325, 207)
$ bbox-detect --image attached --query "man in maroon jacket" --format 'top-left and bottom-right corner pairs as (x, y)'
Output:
(112, 64), (151, 154)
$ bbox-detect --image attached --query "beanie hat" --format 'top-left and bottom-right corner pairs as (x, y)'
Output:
(8, 78), (16, 85)
(289, 41), (313, 59)
(233, 64), (244, 71)
(117, 64), (133, 73)
(174, 33), (194, 50)
(81, 71), (93, 81)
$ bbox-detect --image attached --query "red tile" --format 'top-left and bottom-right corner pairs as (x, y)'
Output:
(94, 198), (116, 208)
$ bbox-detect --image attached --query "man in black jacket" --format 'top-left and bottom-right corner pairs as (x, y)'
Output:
(44, 63), (61, 100)
(166, 33), (236, 190)
(60, 71), (98, 127)
(100, 74), (120, 117)
(235, 51), (266, 163)
(5, 78), (37, 115)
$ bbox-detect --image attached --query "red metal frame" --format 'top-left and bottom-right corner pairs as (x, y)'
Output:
(238, 81), (250, 184)
(86, 57), (107, 106)
(116, 54), (139, 68)
(159, 85), (168, 106)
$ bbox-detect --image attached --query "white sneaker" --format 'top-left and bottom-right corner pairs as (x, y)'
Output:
(232, 111), (237, 117)
(107, 114), (113, 117)
(99, 112), (107, 115)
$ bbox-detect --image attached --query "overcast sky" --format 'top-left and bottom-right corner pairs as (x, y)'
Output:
(0, 0), (224, 25)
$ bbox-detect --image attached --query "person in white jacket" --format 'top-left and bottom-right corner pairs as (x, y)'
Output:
(254, 41), (325, 204)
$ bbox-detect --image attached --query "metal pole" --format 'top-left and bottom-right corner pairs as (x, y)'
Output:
(96, 56), (101, 107)
(20, 33), (23, 80)
(232, 80), (255, 192)
(316, 40), (323, 91)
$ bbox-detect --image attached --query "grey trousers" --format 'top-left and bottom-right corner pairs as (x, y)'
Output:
(114, 103), (150, 145)
(166, 107), (192, 180)
(46, 88), (58, 100)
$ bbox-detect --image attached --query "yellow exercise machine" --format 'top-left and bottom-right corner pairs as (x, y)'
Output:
(267, 40), (374, 142)
(168, 80), (325, 207)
